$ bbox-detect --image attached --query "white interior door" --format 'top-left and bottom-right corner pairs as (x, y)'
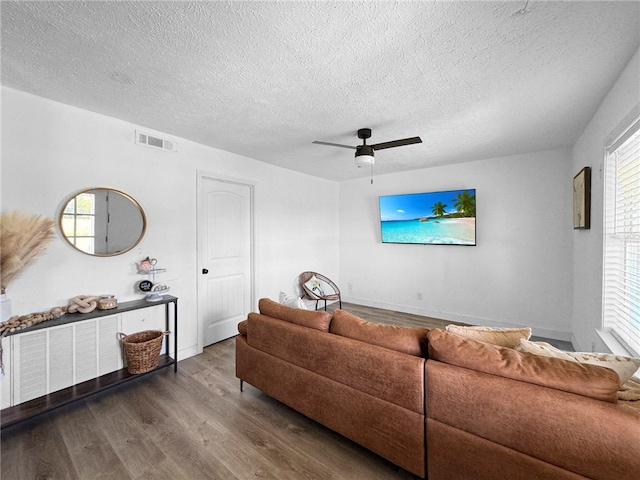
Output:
(198, 174), (253, 347)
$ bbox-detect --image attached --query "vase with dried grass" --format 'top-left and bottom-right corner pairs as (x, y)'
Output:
(0, 211), (55, 320)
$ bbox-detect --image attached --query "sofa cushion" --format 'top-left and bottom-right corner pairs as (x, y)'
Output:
(330, 309), (429, 357)
(259, 297), (331, 331)
(445, 324), (531, 348)
(517, 339), (640, 384)
(427, 329), (621, 403)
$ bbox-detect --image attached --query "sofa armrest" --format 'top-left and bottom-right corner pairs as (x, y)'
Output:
(237, 319), (248, 336)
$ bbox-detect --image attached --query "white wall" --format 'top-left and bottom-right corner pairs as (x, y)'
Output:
(572, 47), (640, 352)
(5, 45), (636, 355)
(339, 149), (573, 340)
(0, 87), (339, 359)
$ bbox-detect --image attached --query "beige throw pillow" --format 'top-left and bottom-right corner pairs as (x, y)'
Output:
(518, 339), (640, 384)
(445, 324), (532, 348)
(515, 339), (574, 360)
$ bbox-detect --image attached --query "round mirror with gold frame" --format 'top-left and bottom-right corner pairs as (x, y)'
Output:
(59, 188), (147, 256)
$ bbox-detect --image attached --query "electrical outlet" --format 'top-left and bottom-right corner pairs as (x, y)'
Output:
(591, 341), (596, 352)
(348, 282), (353, 291)
(417, 292), (423, 300)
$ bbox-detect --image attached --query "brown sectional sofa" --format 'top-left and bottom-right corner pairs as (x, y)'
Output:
(235, 299), (640, 479)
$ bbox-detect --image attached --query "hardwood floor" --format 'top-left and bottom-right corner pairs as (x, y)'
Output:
(0, 302), (571, 479)
(325, 302), (465, 329)
(330, 302), (574, 351)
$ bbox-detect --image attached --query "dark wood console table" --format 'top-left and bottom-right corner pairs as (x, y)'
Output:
(1, 295), (178, 429)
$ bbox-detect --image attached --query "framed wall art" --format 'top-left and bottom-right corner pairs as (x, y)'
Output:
(573, 167), (591, 229)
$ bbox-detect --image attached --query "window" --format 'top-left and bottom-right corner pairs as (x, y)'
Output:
(61, 192), (95, 254)
(603, 117), (640, 357)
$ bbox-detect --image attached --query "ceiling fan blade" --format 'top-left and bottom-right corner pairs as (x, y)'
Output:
(371, 136), (422, 151)
(312, 141), (357, 150)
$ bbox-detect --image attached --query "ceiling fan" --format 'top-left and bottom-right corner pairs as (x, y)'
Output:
(313, 128), (422, 167)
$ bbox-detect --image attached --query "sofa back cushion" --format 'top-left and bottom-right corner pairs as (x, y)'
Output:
(427, 329), (620, 403)
(247, 312), (425, 414)
(330, 309), (430, 357)
(258, 297), (331, 332)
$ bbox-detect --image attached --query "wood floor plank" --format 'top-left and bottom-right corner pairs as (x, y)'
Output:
(85, 387), (167, 479)
(111, 375), (241, 480)
(132, 456), (195, 480)
(237, 382), (412, 480)
(192, 349), (406, 479)
(329, 302), (463, 329)
(150, 367), (336, 480)
(0, 417), (80, 480)
(54, 402), (133, 480)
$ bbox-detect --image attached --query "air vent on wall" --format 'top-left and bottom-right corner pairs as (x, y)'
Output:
(135, 130), (178, 152)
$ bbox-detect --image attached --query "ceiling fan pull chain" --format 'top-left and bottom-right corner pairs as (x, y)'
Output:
(371, 163), (374, 185)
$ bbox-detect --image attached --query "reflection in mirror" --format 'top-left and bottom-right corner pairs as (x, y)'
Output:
(60, 188), (146, 256)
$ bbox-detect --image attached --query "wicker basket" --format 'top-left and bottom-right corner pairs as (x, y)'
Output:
(119, 330), (169, 374)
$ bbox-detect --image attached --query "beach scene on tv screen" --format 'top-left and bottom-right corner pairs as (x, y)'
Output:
(379, 189), (476, 245)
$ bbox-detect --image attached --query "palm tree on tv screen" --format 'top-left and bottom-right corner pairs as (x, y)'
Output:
(431, 202), (447, 217)
(453, 191), (476, 217)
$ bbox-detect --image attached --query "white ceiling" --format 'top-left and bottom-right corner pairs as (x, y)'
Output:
(2, 1), (639, 181)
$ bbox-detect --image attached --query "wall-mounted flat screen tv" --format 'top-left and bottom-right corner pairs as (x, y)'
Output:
(379, 189), (476, 245)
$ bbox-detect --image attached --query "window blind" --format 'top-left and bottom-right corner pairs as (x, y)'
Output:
(603, 119), (640, 357)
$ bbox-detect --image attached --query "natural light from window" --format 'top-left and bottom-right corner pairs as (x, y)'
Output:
(61, 192), (96, 254)
(603, 118), (640, 357)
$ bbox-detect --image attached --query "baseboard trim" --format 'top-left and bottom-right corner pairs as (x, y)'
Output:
(341, 296), (572, 342)
(178, 344), (200, 361)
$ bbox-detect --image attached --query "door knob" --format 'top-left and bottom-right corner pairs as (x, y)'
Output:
(202, 268), (209, 274)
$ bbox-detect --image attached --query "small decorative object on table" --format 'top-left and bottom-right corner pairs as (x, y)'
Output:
(137, 280), (153, 293)
(0, 305), (66, 335)
(137, 256), (156, 273)
(67, 295), (99, 314)
(98, 295), (117, 310)
(136, 256), (170, 302)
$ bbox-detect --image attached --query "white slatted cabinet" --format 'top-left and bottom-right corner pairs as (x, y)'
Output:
(0, 296), (177, 429)
(11, 314), (122, 404)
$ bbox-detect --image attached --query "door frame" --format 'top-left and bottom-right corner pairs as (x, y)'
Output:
(196, 170), (256, 352)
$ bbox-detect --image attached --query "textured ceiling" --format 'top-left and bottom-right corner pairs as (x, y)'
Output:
(2, 1), (639, 181)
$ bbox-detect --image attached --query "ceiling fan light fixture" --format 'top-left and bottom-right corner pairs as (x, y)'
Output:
(313, 128), (421, 171)
(355, 145), (375, 167)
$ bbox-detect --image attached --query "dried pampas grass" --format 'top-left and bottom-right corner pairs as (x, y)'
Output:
(1, 211), (55, 294)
